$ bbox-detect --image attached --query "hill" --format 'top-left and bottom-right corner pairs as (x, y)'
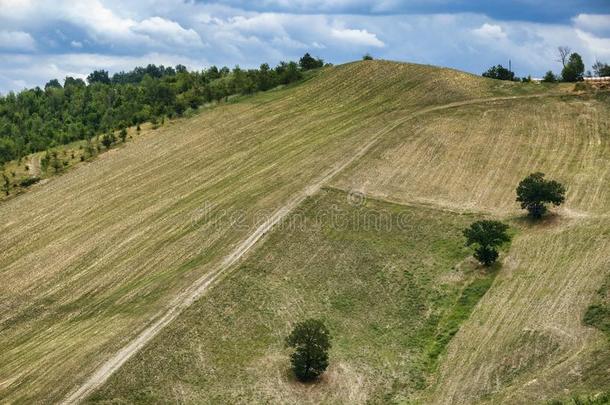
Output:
(0, 60), (606, 404)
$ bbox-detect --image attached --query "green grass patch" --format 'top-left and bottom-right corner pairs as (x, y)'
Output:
(584, 274), (610, 337)
(423, 269), (497, 372)
(89, 189), (488, 403)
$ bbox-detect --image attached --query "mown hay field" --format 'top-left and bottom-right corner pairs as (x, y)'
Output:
(332, 94), (610, 216)
(331, 91), (610, 403)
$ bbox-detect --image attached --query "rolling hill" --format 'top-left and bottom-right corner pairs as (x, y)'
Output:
(1, 60), (607, 404)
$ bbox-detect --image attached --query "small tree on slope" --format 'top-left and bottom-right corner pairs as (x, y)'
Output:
(463, 220), (511, 266)
(286, 319), (331, 382)
(516, 172), (566, 219)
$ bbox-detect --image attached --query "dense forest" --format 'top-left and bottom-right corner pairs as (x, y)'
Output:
(0, 53), (325, 165)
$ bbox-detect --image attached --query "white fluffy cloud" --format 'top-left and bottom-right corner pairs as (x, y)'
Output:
(0, 30), (36, 51)
(472, 23), (507, 41)
(132, 17), (204, 47)
(331, 27), (384, 47)
(0, 0), (204, 51)
(573, 14), (610, 35)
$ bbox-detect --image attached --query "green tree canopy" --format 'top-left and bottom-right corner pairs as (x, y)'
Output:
(482, 65), (515, 81)
(463, 220), (511, 266)
(286, 318), (331, 381)
(0, 59), (306, 165)
(516, 172), (566, 219)
(298, 53), (324, 71)
(87, 70), (111, 85)
(561, 53), (585, 82)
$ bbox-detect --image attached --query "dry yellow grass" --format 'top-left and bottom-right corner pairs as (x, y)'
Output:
(332, 95), (610, 216)
(1, 60), (549, 403)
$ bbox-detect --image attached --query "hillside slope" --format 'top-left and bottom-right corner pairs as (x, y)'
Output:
(0, 61), (559, 403)
(88, 189), (485, 403)
(330, 87), (610, 402)
(85, 65), (609, 403)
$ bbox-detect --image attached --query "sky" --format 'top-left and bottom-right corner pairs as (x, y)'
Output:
(0, 0), (609, 93)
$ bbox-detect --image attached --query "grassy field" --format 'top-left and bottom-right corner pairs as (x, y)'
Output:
(0, 60), (602, 403)
(0, 60), (555, 403)
(88, 188), (492, 404)
(428, 218), (610, 404)
(329, 86), (610, 402)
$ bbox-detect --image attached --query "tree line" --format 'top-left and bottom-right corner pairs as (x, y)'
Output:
(483, 46), (610, 83)
(0, 53), (326, 165)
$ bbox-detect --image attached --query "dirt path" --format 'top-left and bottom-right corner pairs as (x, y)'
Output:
(62, 92), (587, 404)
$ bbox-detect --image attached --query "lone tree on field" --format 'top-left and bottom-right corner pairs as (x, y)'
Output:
(463, 220), (511, 266)
(286, 319), (331, 382)
(516, 172), (566, 219)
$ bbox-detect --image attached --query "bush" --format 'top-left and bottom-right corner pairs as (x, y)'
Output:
(19, 177), (41, 187)
(286, 319), (331, 381)
(101, 132), (115, 149)
(542, 71), (557, 83)
(516, 172), (566, 219)
(362, 54), (374, 61)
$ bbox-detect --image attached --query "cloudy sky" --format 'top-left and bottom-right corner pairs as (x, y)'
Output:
(0, 0), (609, 93)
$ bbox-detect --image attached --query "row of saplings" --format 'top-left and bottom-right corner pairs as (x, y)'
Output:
(285, 172), (566, 383)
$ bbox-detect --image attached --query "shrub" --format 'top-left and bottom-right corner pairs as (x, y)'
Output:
(101, 133), (115, 149)
(19, 177), (41, 187)
(542, 71), (557, 83)
(2, 173), (10, 195)
(286, 319), (331, 381)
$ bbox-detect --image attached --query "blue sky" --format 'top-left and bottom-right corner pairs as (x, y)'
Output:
(0, 0), (609, 93)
